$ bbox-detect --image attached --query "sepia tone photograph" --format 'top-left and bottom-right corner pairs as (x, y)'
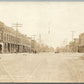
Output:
(0, 1), (84, 82)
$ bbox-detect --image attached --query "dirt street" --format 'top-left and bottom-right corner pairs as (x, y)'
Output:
(0, 53), (84, 82)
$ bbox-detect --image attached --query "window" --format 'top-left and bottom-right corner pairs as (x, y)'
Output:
(7, 34), (9, 41)
(0, 32), (2, 40)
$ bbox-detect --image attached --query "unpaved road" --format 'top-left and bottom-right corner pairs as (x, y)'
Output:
(0, 53), (84, 82)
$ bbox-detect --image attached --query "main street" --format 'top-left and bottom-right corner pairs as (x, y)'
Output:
(0, 53), (84, 82)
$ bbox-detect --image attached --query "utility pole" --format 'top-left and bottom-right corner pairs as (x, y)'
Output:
(48, 27), (50, 34)
(48, 21), (51, 35)
(12, 22), (23, 31)
(39, 33), (42, 52)
(63, 39), (67, 52)
(39, 33), (41, 43)
(31, 35), (37, 53)
(12, 22), (23, 52)
(71, 31), (75, 52)
(31, 35), (36, 40)
(71, 31), (75, 41)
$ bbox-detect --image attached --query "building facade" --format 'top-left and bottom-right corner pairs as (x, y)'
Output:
(78, 33), (84, 52)
(0, 21), (31, 53)
(69, 38), (79, 52)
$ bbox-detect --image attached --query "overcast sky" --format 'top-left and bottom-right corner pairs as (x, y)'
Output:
(0, 1), (84, 48)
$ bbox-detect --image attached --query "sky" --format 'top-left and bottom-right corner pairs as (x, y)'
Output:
(0, 1), (84, 48)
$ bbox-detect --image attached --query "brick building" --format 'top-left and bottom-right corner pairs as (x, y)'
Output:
(69, 38), (79, 52)
(31, 40), (41, 53)
(0, 21), (31, 53)
(78, 33), (84, 52)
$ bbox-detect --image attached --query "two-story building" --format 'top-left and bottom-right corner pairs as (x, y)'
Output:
(78, 33), (84, 52)
(0, 21), (31, 53)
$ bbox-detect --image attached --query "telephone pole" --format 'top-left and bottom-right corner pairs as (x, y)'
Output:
(31, 35), (37, 40)
(71, 31), (75, 41)
(12, 22), (23, 31)
(71, 31), (75, 52)
(48, 27), (50, 34)
(12, 22), (23, 52)
(39, 34), (41, 43)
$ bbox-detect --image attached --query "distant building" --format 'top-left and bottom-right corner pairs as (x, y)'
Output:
(65, 45), (71, 52)
(68, 38), (79, 52)
(31, 40), (37, 53)
(58, 38), (79, 53)
(73, 38), (79, 52)
(78, 33), (84, 52)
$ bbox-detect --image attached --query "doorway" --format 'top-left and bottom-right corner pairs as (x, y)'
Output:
(0, 44), (2, 53)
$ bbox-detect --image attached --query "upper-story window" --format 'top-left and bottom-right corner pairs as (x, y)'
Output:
(4, 33), (6, 41)
(7, 34), (9, 41)
(5, 34), (6, 41)
(0, 31), (2, 40)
